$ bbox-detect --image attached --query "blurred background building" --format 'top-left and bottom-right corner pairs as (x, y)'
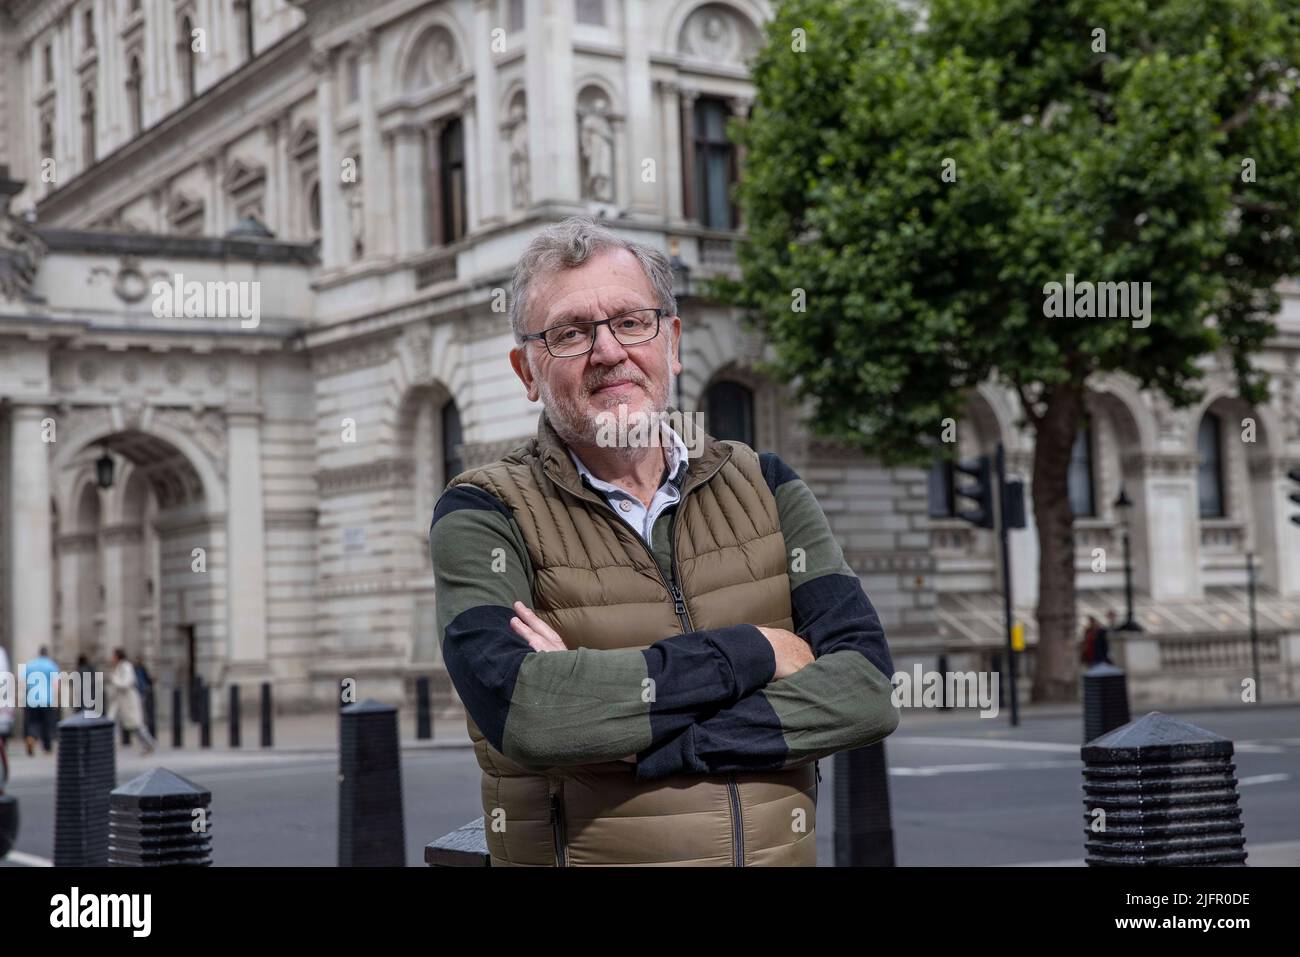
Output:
(1, 0), (1298, 717)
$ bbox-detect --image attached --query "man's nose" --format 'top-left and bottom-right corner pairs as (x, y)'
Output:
(588, 322), (629, 364)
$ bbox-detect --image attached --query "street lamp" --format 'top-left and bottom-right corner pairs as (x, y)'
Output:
(95, 447), (115, 490)
(1113, 485), (1143, 632)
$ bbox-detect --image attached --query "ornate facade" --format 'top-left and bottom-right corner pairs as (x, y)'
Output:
(1, 0), (1298, 712)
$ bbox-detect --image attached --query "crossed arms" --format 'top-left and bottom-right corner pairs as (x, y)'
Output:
(428, 452), (899, 780)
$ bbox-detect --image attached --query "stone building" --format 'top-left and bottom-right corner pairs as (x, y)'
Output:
(1, 0), (1298, 715)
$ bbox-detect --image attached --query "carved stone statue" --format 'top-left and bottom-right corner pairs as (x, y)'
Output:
(508, 102), (530, 210)
(0, 166), (45, 303)
(579, 99), (615, 202)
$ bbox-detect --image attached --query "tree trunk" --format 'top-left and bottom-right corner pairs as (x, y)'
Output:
(1030, 383), (1085, 702)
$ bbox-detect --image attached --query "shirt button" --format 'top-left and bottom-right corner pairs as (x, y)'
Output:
(619, 500), (633, 512)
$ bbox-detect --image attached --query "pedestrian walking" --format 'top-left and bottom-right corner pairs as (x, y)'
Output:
(22, 646), (61, 756)
(1079, 616), (1102, 665)
(107, 648), (156, 754)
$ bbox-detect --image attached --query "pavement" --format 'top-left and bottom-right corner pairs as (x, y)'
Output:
(1, 699), (1297, 866)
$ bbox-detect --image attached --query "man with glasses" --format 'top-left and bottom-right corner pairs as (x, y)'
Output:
(429, 216), (897, 866)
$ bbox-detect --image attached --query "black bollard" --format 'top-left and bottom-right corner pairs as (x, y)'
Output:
(260, 682), (273, 748)
(199, 685), (211, 749)
(53, 715), (117, 866)
(338, 699), (405, 867)
(416, 676), (432, 740)
(1082, 711), (1247, 866)
(189, 676), (201, 723)
(109, 768), (212, 866)
(0, 794), (16, 859)
(1083, 663), (1131, 743)
(171, 687), (183, 748)
(833, 740), (895, 866)
(228, 685), (241, 749)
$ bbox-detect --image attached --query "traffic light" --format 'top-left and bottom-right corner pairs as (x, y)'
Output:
(954, 455), (995, 529)
(1289, 468), (1300, 527)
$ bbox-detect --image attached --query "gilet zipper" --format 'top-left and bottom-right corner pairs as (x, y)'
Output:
(549, 781), (568, 867)
(727, 773), (744, 866)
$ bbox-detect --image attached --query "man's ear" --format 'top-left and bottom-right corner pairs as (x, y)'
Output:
(668, 316), (683, 376)
(510, 346), (541, 403)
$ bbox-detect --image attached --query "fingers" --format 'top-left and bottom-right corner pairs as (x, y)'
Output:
(512, 602), (567, 651)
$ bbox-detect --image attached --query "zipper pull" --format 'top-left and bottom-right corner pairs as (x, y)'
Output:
(669, 582), (686, 616)
(815, 759), (822, 784)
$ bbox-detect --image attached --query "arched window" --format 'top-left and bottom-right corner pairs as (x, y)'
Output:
(179, 16), (197, 100)
(1197, 412), (1225, 518)
(1068, 427), (1095, 518)
(40, 114), (54, 161)
(81, 88), (96, 164)
(705, 380), (755, 447)
(441, 399), (464, 486)
(439, 118), (467, 244)
(307, 180), (321, 233)
(127, 56), (144, 135)
(694, 96), (736, 230)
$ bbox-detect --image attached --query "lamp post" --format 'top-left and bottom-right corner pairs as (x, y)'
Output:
(1112, 485), (1142, 632)
(95, 446), (115, 490)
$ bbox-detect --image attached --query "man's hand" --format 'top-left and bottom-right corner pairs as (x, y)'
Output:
(510, 601), (568, 652)
(756, 626), (814, 680)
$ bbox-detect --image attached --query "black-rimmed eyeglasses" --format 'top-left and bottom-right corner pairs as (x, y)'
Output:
(521, 307), (665, 358)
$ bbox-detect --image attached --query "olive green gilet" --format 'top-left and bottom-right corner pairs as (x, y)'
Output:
(450, 411), (817, 866)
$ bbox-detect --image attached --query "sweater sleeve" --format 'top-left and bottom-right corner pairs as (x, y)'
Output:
(430, 483), (775, 769)
(634, 453), (900, 781)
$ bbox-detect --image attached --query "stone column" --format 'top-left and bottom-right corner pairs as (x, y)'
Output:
(1128, 451), (1202, 602)
(390, 124), (426, 256)
(355, 30), (388, 259)
(656, 80), (684, 222)
(525, 0), (580, 206)
(622, 0), (657, 218)
(462, 98), (481, 232)
(313, 46), (345, 268)
(9, 406), (54, 666)
(472, 0), (501, 226)
(203, 152), (227, 235)
(225, 409), (267, 666)
(100, 523), (142, 659)
(263, 117), (283, 235)
(56, 532), (95, 662)
(679, 88), (699, 222)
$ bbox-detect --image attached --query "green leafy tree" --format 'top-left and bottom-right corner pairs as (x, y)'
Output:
(713, 0), (1300, 700)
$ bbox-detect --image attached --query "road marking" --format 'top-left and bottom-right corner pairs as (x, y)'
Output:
(3, 850), (53, 867)
(900, 736), (1079, 753)
(1238, 773), (1290, 787)
(1234, 741), (1285, 753)
(891, 760), (1079, 776)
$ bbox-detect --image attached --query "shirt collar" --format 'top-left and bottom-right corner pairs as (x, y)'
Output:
(567, 418), (689, 494)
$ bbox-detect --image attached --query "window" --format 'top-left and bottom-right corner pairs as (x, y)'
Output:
(43, 43), (53, 84)
(239, 0), (255, 60)
(575, 0), (605, 25)
(439, 118), (467, 244)
(307, 180), (321, 233)
(705, 380), (755, 447)
(127, 56), (144, 135)
(441, 399), (464, 486)
(40, 115), (54, 160)
(1068, 427), (1095, 518)
(179, 16), (197, 100)
(928, 458), (956, 518)
(81, 88), (96, 164)
(694, 97), (737, 230)
(344, 54), (360, 104)
(1197, 412), (1225, 519)
(507, 0), (524, 32)
(83, 9), (95, 50)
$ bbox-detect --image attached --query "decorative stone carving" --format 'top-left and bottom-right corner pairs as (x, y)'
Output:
(578, 95), (615, 203)
(87, 254), (169, 304)
(316, 457), (417, 496)
(151, 407), (229, 482)
(679, 4), (759, 65)
(404, 26), (460, 92)
(0, 167), (46, 303)
(506, 97), (530, 211)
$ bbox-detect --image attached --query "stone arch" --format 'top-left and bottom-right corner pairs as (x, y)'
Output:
(396, 18), (467, 94)
(666, 0), (765, 64)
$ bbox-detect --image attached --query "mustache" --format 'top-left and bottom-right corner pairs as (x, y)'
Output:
(585, 371), (648, 394)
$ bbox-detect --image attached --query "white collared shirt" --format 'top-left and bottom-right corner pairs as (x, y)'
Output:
(568, 422), (690, 544)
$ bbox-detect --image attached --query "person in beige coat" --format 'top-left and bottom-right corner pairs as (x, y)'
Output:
(107, 648), (155, 754)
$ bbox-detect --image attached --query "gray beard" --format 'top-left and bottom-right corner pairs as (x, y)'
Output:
(538, 345), (676, 452)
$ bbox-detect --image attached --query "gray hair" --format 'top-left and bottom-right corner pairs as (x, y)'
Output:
(508, 216), (678, 343)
